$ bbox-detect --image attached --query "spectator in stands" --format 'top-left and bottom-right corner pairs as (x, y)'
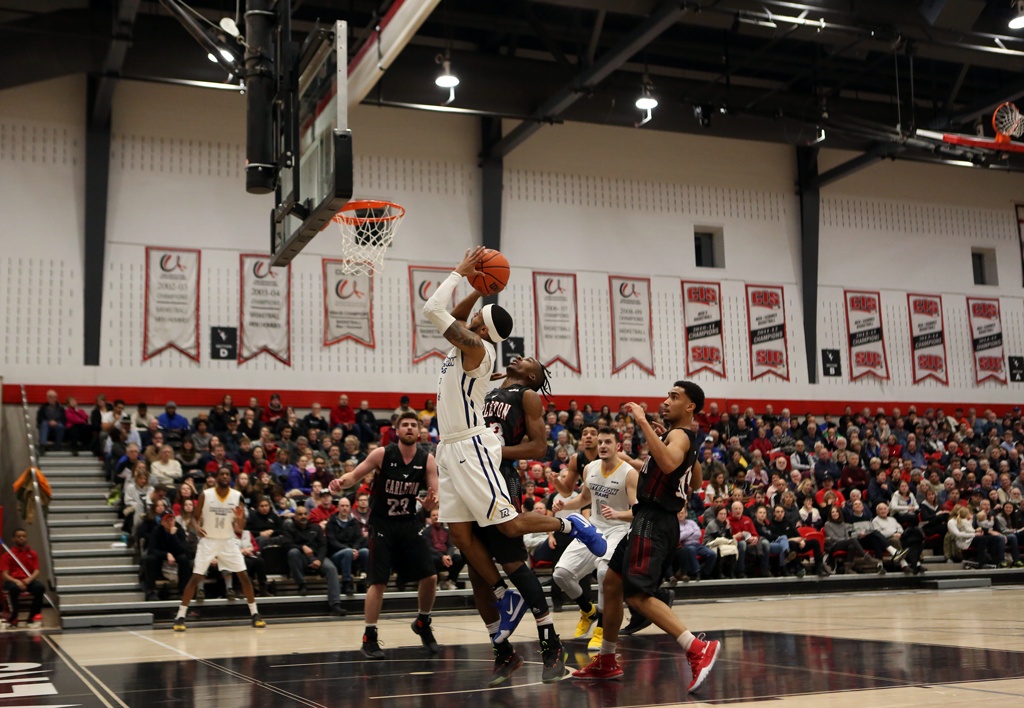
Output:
(176, 438), (202, 477)
(789, 440), (813, 476)
(282, 506), (345, 616)
(150, 445), (183, 494)
(263, 393), (285, 426)
(132, 402), (156, 431)
(143, 511), (191, 600)
(871, 502), (919, 573)
(63, 397), (91, 456)
(326, 497), (368, 596)
(947, 506), (1000, 566)
(822, 505), (878, 573)
(840, 453), (870, 493)
(238, 408), (259, 441)
(426, 508), (465, 590)
(354, 400), (378, 443)
(770, 504), (828, 578)
(36, 389), (65, 453)
(673, 509), (715, 582)
(815, 477), (846, 507)
(204, 444), (239, 477)
(752, 504), (792, 576)
(281, 452), (311, 498)
(158, 401), (189, 436)
(248, 496), (283, 548)
(418, 399), (436, 427)
(749, 426), (772, 458)
(230, 526), (269, 598)
(890, 480), (920, 526)
(142, 430), (164, 464)
(703, 506), (738, 579)
(301, 402), (329, 437)
(113, 443), (142, 483)
(726, 500), (758, 578)
(0, 529), (46, 626)
(942, 488), (968, 512)
(814, 449), (839, 486)
(309, 491), (337, 527)
(330, 394), (358, 438)
(996, 502), (1024, 567)
(114, 415), (141, 454)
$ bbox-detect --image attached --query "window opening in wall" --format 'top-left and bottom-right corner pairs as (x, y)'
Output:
(694, 227), (725, 268)
(971, 248), (998, 285)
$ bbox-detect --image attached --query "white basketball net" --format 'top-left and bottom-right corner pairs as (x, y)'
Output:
(331, 200), (406, 276)
(993, 102), (1024, 139)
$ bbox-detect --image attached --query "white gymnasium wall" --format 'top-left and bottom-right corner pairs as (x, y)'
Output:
(3, 75), (1024, 405)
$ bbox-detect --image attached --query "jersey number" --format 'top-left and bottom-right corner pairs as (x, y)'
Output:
(489, 422), (505, 446)
(387, 498), (411, 516)
(215, 515), (227, 529)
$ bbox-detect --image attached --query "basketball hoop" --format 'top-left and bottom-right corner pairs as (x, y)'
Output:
(331, 199), (406, 276)
(993, 102), (1024, 143)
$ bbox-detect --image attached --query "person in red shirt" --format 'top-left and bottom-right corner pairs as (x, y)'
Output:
(749, 426), (773, 458)
(1, 529), (45, 626)
(205, 443), (240, 477)
(309, 493), (338, 527)
(815, 477), (846, 507)
(942, 488), (969, 512)
(330, 394), (357, 433)
(726, 501), (759, 579)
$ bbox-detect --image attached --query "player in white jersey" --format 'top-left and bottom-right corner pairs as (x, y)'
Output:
(174, 467), (264, 631)
(552, 427), (638, 652)
(422, 246), (608, 682)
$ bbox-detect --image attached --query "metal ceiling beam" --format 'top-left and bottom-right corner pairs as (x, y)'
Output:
(486, 0), (687, 158)
(91, 0), (141, 126)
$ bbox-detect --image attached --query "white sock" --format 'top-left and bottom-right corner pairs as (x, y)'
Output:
(678, 630), (697, 651)
(900, 560), (909, 568)
(176, 604), (188, 619)
(559, 518), (573, 533)
(486, 620), (500, 636)
(248, 602), (258, 615)
(887, 546), (898, 555)
(536, 613), (553, 627)
(365, 623), (377, 630)
(493, 585), (506, 600)
(600, 639), (616, 655)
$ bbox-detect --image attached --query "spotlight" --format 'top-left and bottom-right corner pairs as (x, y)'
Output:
(1011, 0), (1024, 29)
(208, 48), (235, 63)
(435, 59), (459, 89)
(219, 17), (241, 37)
(634, 75), (658, 127)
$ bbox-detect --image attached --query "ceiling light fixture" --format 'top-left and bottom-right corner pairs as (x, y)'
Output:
(1012, 0), (1024, 29)
(635, 75), (658, 126)
(435, 53), (459, 105)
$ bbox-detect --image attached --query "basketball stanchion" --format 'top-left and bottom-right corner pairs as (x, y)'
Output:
(331, 200), (406, 276)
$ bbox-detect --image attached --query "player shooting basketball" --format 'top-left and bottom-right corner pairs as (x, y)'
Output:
(422, 246), (608, 682)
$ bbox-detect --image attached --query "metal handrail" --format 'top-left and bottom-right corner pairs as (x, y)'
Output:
(18, 384), (59, 608)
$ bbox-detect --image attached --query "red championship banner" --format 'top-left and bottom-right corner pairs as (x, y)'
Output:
(966, 297), (1006, 384)
(322, 259), (374, 348)
(907, 293), (948, 384)
(682, 281), (726, 378)
(533, 271), (581, 373)
(143, 247), (200, 362)
(409, 265), (456, 364)
(745, 284), (789, 381)
(609, 275), (654, 375)
(239, 254), (291, 365)
(844, 290), (889, 381)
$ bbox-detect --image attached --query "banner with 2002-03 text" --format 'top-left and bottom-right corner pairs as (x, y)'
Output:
(907, 293), (947, 385)
(682, 281), (726, 378)
(533, 271), (581, 373)
(322, 259), (374, 348)
(143, 247), (201, 362)
(239, 254), (291, 365)
(609, 275), (654, 375)
(966, 296), (1006, 384)
(844, 289), (889, 381)
(745, 284), (789, 381)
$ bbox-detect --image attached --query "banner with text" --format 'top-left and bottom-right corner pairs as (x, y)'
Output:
(745, 284), (789, 381)
(322, 259), (374, 348)
(409, 265), (457, 364)
(609, 275), (654, 375)
(143, 247), (200, 362)
(844, 289), (889, 381)
(907, 293), (948, 385)
(682, 281), (726, 378)
(239, 254), (291, 365)
(967, 297), (1006, 384)
(533, 271), (581, 372)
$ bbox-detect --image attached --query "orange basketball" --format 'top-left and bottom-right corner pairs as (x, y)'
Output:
(470, 248), (510, 295)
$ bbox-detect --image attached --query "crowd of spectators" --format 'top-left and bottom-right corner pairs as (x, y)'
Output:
(35, 390), (1024, 611)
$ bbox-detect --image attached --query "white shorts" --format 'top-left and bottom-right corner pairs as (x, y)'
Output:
(436, 432), (518, 528)
(555, 525), (628, 580)
(193, 537), (247, 575)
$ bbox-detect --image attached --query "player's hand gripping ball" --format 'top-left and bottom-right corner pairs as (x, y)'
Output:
(469, 248), (510, 295)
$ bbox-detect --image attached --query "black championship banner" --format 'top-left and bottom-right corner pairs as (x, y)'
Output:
(609, 275), (654, 375)
(239, 254), (291, 365)
(745, 284), (789, 381)
(844, 289), (889, 381)
(323, 259), (374, 348)
(533, 271), (581, 372)
(143, 247), (200, 362)
(682, 280), (726, 378)
(967, 296), (1006, 384)
(409, 265), (456, 364)
(907, 293), (947, 385)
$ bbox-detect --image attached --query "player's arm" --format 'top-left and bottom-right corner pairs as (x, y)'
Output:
(602, 468), (639, 522)
(501, 390), (547, 460)
(191, 492), (207, 537)
(422, 453), (440, 511)
(626, 402), (689, 472)
(552, 455), (580, 497)
(690, 459), (704, 493)
(552, 483), (591, 512)
(616, 451), (644, 471)
(422, 247), (487, 369)
(329, 447), (385, 494)
(450, 290), (482, 323)
(233, 504), (247, 534)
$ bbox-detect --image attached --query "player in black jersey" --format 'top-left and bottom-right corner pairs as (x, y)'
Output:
(330, 412), (440, 660)
(468, 355), (571, 685)
(573, 381), (721, 694)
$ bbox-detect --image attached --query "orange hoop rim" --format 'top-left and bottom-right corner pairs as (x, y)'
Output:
(992, 101), (1020, 140)
(332, 199), (406, 225)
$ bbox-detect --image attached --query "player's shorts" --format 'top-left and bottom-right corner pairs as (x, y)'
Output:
(367, 520), (436, 586)
(436, 429), (518, 527)
(473, 523), (529, 564)
(193, 536), (247, 575)
(556, 524), (628, 580)
(609, 506), (679, 598)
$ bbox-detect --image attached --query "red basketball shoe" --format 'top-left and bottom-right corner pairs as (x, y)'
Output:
(571, 652), (624, 680)
(686, 636), (720, 693)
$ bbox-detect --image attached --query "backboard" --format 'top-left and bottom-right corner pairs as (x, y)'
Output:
(270, 20), (353, 266)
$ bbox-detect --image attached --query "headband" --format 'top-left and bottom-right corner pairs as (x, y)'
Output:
(481, 304), (507, 343)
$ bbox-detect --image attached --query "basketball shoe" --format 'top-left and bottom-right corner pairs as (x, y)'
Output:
(362, 628), (385, 660)
(574, 604), (597, 638)
(587, 625), (604, 653)
(540, 637), (568, 683)
(686, 635), (720, 693)
(572, 652), (624, 680)
(566, 514), (607, 556)
(493, 589), (528, 643)
(488, 642), (523, 687)
(411, 615), (440, 654)
(173, 617), (186, 632)
(251, 614), (266, 629)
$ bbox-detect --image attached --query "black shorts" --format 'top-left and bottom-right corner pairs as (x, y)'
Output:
(609, 506), (679, 598)
(367, 521), (436, 586)
(472, 522), (528, 565)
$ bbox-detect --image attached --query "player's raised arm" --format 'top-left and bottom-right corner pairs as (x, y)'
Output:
(552, 453), (582, 497)
(626, 401), (689, 472)
(191, 491), (207, 537)
(690, 459), (704, 493)
(501, 389), (547, 460)
(422, 247), (487, 368)
(329, 446), (385, 495)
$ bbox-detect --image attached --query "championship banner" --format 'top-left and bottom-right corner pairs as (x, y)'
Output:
(143, 247), (200, 362)
(533, 271), (581, 373)
(409, 265), (457, 364)
(844, 290), (889, 381)
(239, 254), (291, 365)
(907, 293), (948, 385)
(322, 259), (374, 348)
(682, 281), (726, 378)
(609, 275), (654, 375)
(745, 284), (789, 381)
(1017, 204), (1024, 287)
(967, 297), (1006, 384)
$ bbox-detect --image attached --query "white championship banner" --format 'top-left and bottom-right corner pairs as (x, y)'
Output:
(682, 281), (726, 378)
(533, 271), (581, 372)
(907, 293), (948, 385)
(609, 275), (654, 375)
(409, 265), (457, 364)
(844, 290), (889, 381)
(239, 254), (291, 365)
(322, 259), (374, 348)
(745, 284), (789, 381)
(967, 297), (1006, 384)
(143, 247), (200, 362)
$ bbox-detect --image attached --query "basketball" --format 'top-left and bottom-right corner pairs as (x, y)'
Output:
(470, 248), (510, 295)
